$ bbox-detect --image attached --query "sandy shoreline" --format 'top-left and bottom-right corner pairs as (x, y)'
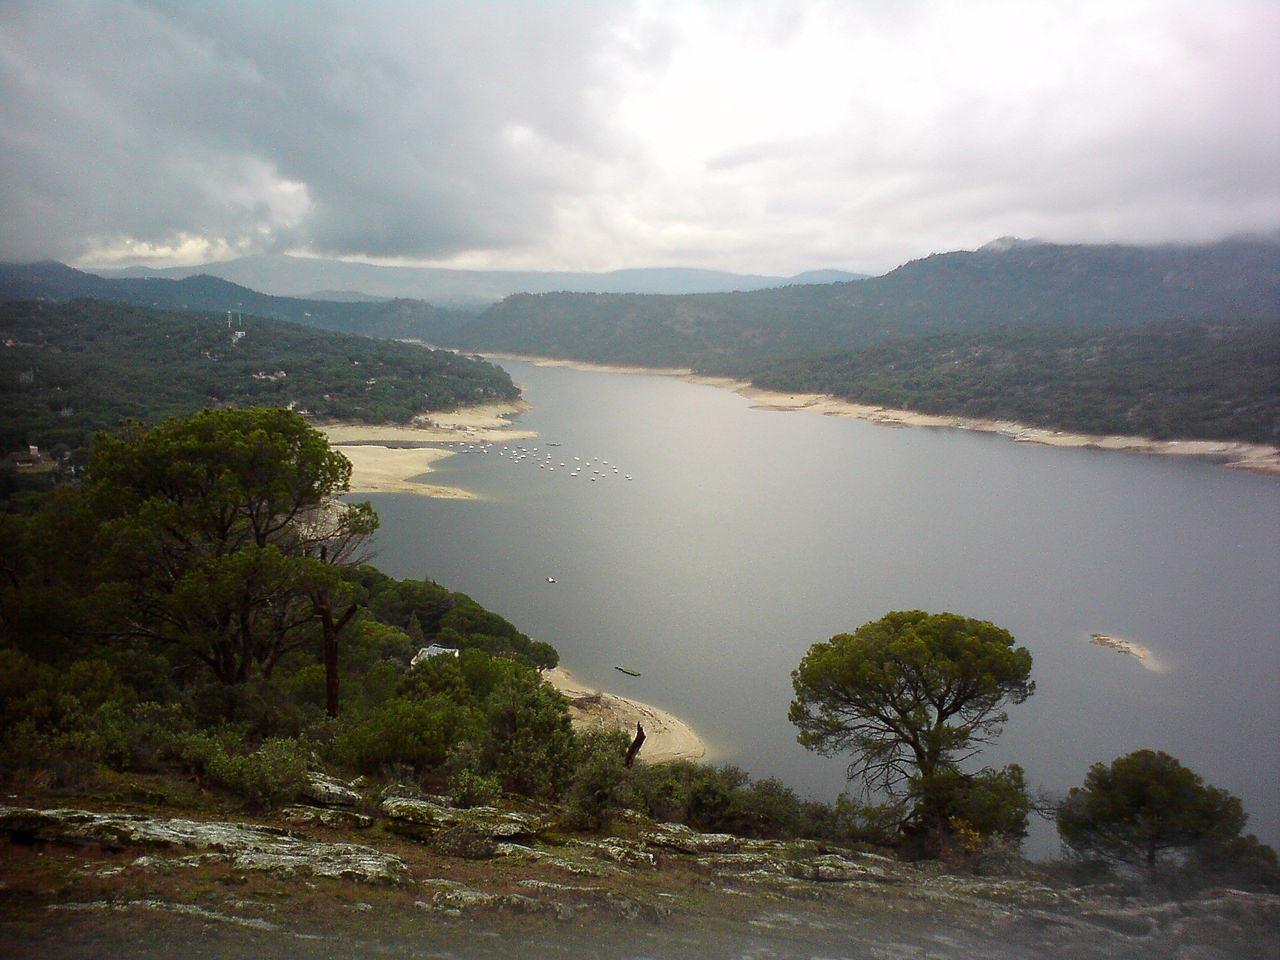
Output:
(543, 667), (708, 764)
(479, 353), (1280, 477)
(320, 400), (537, 498)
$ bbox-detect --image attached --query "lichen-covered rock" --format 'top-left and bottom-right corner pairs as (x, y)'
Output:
(566, 838), (658, 869)
(516, 880), (670, 923)
(280, 806), (372, 830)
(414, 879), (550, 918)
(49, 899), (279, 931)
(495, 842), (609, 876)
(379, 797), (546, 842)
(300, 773), (362, 808)
(639, 822), (743, 854)
(785, 852), (904, 884)
(0, 806), (411, 886)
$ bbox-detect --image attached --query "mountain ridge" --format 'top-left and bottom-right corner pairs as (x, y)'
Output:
(89, 253), (870, 304)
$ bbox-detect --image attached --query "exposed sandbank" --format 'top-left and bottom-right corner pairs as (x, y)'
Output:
(476, 351), (693, 378)
(544, 667), (708, 764)
(320, 400), (536, 498)
(478, 353), (1280, 477)
(1090, 633), (1167, 673)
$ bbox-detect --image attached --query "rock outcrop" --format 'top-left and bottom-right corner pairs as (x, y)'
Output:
(0, 806), (410, 886)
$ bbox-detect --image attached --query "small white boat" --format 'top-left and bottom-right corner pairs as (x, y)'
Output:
(546, 576), (557, 583)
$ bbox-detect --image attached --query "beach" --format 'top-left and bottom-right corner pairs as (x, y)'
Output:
(321, 400), (536, 497)
(478, 353), (1280, 477)
(544, 666), (708, 764)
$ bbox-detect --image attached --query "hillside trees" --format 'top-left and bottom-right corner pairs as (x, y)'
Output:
(2, 409), (376, 711)
(1057, 750), (1277, 883)
(790, 610), (1034, 844)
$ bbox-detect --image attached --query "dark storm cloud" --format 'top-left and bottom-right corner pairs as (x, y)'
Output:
(0, 0), (631, 262)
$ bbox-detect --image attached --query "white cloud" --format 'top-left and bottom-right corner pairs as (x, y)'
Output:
(1, 0), (1276, 274)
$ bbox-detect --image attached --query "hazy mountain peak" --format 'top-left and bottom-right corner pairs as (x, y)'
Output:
(978, 236), (1048, 253)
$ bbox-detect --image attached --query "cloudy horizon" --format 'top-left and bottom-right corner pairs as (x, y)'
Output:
(2, 0), (1277, 275)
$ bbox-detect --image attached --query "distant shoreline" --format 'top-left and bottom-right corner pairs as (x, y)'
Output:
(478, 352), (1280, 477)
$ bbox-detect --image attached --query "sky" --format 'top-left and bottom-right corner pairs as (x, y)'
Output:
(2, 0), (1277, 275)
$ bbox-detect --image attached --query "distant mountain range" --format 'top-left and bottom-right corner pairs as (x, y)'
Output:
(0, 261), (456, 340)
(435, 238), (1280, 369)
(91, 253), (870, 305)
(4, 236), (1278, 445)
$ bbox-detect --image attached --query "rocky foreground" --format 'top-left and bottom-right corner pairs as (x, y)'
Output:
(2, 779), (1277, 959)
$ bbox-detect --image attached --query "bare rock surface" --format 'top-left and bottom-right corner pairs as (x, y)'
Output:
(300, 773), (362, 808)
(4, 803), (1280, 958)
(379, 796), (547, 841)
(0, 805), (410, 886)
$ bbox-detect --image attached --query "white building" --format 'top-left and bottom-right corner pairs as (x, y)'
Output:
(410, 644), (460, 667)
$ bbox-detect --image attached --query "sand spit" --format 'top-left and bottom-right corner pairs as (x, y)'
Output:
(544, 667), (707, 764)
(476, 352), (693, 378)
(321, 400), (536, 498)
(1090, 633), (1167, 673)
(476, 353), (1280, 477)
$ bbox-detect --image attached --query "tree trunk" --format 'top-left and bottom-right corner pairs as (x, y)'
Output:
(316, 583), (358, 719)
(323, 625), (339, 718)
(624, 722), (646, 768)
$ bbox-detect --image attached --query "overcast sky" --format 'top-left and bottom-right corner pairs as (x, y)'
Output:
(2, 0), (1277, 274)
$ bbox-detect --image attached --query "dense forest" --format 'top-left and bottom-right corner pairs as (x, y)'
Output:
(739, 321), (1280, 444)
(0, 261), (474, 341)
(0, 299), (518, 450)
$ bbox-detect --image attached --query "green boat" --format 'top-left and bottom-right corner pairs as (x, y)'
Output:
(614, 666), (642, 677)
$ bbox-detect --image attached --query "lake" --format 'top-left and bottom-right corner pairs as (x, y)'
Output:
(363, 359), (1280, 856)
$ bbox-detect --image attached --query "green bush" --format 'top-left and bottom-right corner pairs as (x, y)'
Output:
(909, 765), (1032, 841)
(563, 729), (631, 831)
(627, 761), (748, 831)
(447, 768), (502, 808)
(333, 695), (474, 773)
(479, 671), (576, 798)
(199, 737), (310, 808)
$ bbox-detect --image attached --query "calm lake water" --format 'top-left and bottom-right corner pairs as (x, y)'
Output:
(364, 360), (1280, 856)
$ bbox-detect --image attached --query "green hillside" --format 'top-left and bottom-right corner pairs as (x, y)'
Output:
(0, 261), (473, 341)
(0, 299), (518, 450)
(742, 322), (1280, 444)
(442, 240), (1280, 369)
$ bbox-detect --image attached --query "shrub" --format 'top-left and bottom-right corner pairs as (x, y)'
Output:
(200, 737), (310, 808)
(479, 671), (576, 798)
(910, 765), (1032, 840)
(1057, 750), (1256, 881)
(447, 768), (502, 808)
(562, 729), (631, 831)
(1190, 833), (1280, 891)
(333, 696), (474, 773)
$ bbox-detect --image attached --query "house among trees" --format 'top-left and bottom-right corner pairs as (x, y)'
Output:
(5, 445), (47, 469)
(410, 644), (460, 667)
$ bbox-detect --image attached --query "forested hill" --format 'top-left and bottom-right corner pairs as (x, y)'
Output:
(0, 299), (519, 449)
(743, 322), (1280, 445)
(440, 239), (1280, 368)
(0, 261), (471, 341)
